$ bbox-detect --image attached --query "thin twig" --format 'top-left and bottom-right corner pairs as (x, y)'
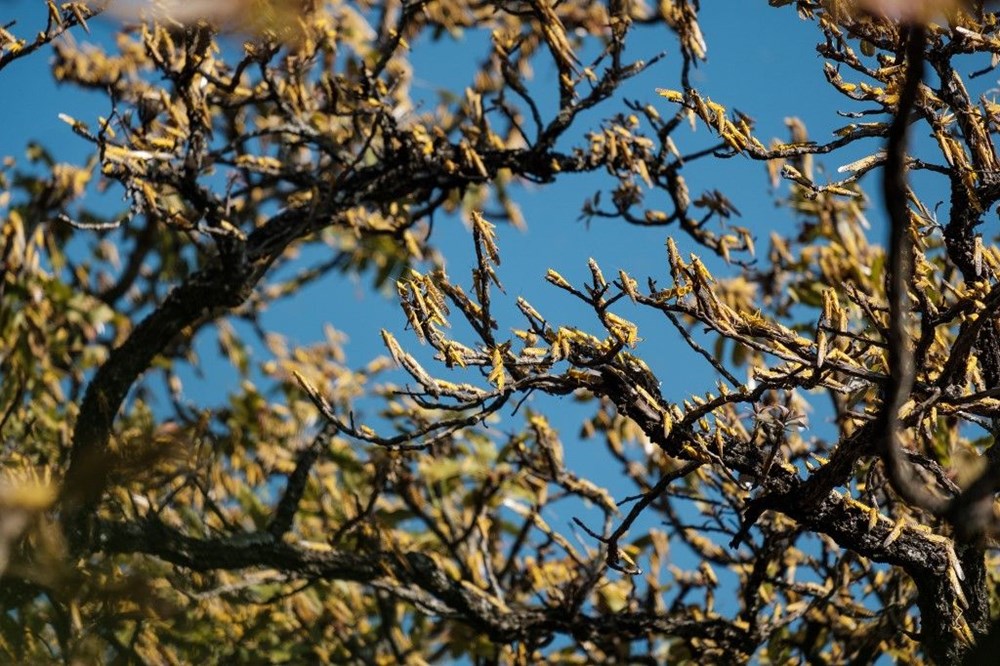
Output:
(664, 309), (741, 388)
(576, 461), (701, 574)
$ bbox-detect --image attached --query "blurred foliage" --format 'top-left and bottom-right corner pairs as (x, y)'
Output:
(3, 0), (1000, 664)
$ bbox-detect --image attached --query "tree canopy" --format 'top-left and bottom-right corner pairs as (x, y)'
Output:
(4, 0), (1000, 663)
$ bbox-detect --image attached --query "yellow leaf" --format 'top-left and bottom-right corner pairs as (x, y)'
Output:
(487, 346), (506, 391)
(656, 88), (685, 103)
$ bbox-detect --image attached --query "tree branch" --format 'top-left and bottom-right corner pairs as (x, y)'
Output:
(877, 24), (950, 515)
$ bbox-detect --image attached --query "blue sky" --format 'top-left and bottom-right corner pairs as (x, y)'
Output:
(0, 0), (858, 583)
(0, 2), (856, 364)
(0, 0), (961, 640)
